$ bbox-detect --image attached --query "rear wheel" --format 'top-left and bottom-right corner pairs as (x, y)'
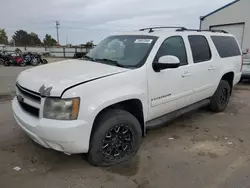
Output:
(4, 60), (10, 66)
(210, 80), (231, 112)
(88, 109), (142, 166)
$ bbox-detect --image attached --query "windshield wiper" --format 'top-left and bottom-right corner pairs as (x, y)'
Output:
(95, 58), (127, 68)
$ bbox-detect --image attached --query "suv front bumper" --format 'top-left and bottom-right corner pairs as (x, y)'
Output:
(12, 97), (91, 154)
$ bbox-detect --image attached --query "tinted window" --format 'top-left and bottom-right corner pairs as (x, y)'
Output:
(188, 35), (211, 63)
(155, 36), (188, 66)
(211, 36), (241, 58)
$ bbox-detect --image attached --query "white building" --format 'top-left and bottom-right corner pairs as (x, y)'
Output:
(200, 0), (250, 52)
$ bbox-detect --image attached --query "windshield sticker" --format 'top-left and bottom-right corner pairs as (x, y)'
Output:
(134, 39), (153, 44)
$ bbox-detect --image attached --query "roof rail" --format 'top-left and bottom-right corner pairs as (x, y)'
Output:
(139, 26), (187, 33)
(176, 28), (228, 33)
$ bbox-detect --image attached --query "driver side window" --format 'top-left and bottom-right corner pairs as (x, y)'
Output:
(155, 36), (188, 66)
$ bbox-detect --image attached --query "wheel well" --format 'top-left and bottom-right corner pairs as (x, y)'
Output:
(92, 99), (145, 137)
(221, 72), (234, 93)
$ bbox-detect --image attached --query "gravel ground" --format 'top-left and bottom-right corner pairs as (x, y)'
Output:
(0, 80), (250, 188)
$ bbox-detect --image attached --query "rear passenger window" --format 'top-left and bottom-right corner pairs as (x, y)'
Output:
(211, 36), (241, 58)
(188, 35), (211, 63)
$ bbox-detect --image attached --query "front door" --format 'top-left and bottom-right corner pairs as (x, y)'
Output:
(147, 36), (195, 121)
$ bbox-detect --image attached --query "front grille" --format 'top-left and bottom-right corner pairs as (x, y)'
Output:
(19, 101), (40, 117)
(16, 83), (41, 103)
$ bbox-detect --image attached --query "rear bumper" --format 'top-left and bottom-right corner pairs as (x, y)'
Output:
(12, 97), (92, 154)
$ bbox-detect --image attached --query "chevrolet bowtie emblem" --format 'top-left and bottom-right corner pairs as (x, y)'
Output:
(39, 85), (52, 97)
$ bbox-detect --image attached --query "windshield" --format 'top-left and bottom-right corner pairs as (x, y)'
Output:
(86, 35), (157, 68)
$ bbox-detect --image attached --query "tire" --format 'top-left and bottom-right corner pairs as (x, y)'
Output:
(0, 58), (4, 65)
(88, 109), (142, 166)
(31, 58), (39, 66)
(4, 61), (10, 66)
(210, 80), (231, 112)
(20, 61), (26, 67)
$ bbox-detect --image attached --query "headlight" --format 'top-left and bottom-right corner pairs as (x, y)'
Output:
(43, 98), (80, 120)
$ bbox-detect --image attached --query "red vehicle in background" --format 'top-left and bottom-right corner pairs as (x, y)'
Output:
(3, 53), (26, 67)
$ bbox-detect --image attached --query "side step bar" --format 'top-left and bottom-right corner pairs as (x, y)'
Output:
(145, 99), (210, 129)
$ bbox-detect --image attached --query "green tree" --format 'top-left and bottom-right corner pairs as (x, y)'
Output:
(43, 34), (57, 46)
(86, 40), (94, 48)
(12, 30), (30, 45)
(29, 32), (42, 45)
(12, 30), (41, 46)
(0, 29), (8, 44)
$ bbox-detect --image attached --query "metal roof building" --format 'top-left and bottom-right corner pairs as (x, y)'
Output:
(200, 0), (250, 52)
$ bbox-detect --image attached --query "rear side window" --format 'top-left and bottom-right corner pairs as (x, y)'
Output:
(188, 35), (212, 63)
(211, 36), (241, 58)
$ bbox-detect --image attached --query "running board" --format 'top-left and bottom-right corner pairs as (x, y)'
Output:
(146, 99), (210, 129)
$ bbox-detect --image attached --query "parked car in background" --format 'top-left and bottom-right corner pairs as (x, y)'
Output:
(12, 27), (242, 166)
(241, 54), (250, 80)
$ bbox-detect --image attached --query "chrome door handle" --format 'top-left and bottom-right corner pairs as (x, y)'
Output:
(182, 72), (192, 77)
(208, 66), (217, 71)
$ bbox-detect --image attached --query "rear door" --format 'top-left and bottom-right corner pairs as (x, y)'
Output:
(210, 35), (242, 84)
(187, 35), (219, 101)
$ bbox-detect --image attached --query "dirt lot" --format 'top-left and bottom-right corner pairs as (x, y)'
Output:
(0, 63), (250, 187)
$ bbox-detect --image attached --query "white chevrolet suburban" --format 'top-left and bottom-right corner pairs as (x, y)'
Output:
(12, 27), (242, 166)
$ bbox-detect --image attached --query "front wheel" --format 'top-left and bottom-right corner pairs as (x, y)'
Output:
(210, 80), (231, 112)
(88, 109), (142, 166)
(31, 58), (39, 66)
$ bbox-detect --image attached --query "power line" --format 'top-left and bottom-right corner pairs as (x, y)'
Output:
(55, 20), (60, 43)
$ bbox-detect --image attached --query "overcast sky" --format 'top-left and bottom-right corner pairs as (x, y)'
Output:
(1, 0), (232, 45)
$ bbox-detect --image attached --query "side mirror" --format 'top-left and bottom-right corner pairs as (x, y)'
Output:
(153, 55), (180, 72)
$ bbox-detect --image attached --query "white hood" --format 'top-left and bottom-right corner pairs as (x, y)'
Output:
(17, 59), (128, 96)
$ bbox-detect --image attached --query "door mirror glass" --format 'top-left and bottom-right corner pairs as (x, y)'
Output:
(153, 55), (180, 72)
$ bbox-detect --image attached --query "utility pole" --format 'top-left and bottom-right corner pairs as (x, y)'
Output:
(55, 20), (60, 44)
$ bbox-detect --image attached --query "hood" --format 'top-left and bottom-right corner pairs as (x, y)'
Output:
(17, 59), (128, 96)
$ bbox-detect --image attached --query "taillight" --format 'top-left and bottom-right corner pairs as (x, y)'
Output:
(240, 55), (243, 72)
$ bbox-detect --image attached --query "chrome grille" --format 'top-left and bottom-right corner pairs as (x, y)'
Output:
(19, 101), (40, 117)
(16, 83), (41, 118)
(16, 83), (41, 103)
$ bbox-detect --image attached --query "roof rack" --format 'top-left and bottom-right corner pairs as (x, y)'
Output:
(139, 26), (187, 33)
(176, 28), (228, 33)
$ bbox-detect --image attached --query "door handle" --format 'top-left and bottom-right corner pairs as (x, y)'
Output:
(208, 66), (217, 71)
(182, 72), (192, 77)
